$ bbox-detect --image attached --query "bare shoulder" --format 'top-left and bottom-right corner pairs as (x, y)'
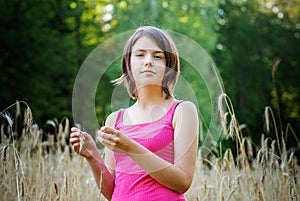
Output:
(105, 110), (119, 127)
(173, 101), (198, 124)
(175, 101), (198, 114)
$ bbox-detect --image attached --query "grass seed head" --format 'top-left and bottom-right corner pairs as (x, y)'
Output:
(1, 145), (8, 162)
(64, 171), (68, 195)
(79, 131), (85, 154)
(264, 107), (270, 133)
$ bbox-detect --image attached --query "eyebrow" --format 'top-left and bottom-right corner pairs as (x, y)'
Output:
(131, 49), (164, 53)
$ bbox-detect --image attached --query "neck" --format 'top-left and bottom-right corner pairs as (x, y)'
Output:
(135, 86), (168, 108)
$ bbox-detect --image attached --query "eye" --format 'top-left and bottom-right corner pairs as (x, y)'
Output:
(154, 53), (164, 59)
(134, 52), (144, 57)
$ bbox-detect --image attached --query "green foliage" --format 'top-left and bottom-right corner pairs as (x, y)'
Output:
(213, 0), (300, 147)
(1, 0), (299, 154)
(1, 0), (73, 123)
(0, 0), (109, 126)
(113, 0), (219, 51)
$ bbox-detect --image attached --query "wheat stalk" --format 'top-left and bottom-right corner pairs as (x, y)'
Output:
(79, 131), (85, 154)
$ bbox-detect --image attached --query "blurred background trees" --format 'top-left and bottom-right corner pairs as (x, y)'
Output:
(1, 0), (299, 151)
(213, 0), (300, 148)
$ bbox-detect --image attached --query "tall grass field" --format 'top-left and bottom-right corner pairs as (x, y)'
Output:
(1, 99), (299, 201)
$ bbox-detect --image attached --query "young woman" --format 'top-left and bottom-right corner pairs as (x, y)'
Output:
(70, 26), (199, 201)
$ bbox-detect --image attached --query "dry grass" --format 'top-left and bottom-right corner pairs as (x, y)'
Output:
(1, 100), (299, 201)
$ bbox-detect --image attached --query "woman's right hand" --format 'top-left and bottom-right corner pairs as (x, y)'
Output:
(70, 127), (98, 159)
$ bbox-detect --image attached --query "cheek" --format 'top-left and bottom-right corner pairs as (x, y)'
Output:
(130, 57), (142, 67)
(157, 64), (167, 74)
(131, 68), (138, 79)
(129, 59), (138, 73)
(130, 66), (141, 80)
(155, 59), (167, 69)
(130, 58), (143, 71)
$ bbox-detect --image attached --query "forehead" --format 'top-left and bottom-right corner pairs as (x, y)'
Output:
(131, 36), (163, 52)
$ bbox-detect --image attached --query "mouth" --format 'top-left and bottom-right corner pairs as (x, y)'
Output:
(141, 70), (156, 74)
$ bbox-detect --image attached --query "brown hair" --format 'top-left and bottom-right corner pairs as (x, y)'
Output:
(113, 26), (180, 99)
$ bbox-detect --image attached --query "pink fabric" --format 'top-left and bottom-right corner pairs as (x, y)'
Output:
(112, 100), (186, 201)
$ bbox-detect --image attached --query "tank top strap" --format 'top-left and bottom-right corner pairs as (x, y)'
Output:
(164, 100), (184, 123)
(114, 108), (125, 128)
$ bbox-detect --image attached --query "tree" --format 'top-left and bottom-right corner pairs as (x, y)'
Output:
(213, 0), (300, 148)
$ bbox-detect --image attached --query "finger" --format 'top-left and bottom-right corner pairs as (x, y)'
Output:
(97, 130), (116, 144)
(73, 144), (80, 153)
(71, 129), (88, 136)
(69, 137), (80, 144)
(100, 126), (121, 138)
(96, 137), (118, 152)
(97, 131), (111, 142)
(70, 131), (82, 138)
(81, 131), (89, 136)
(70, 141), (80, 153)
(72, 142), (80, 147)
(71, 127), (80, 132)
(96, 135), (109, 146)
(70, 132), (78, 138)
(100, 126), (116, 134)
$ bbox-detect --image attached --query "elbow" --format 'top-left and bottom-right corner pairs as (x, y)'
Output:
(175, 179), (193, 194)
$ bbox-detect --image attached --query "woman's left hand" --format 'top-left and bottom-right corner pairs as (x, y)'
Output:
(97, 126), (135, 153)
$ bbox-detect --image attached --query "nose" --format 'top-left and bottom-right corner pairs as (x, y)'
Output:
(144, 54), (153, 67)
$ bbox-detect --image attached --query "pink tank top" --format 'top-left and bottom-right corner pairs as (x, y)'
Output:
(112, 100), (186, 201)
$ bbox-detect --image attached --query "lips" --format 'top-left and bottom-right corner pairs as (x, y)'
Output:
(141, 70), (156, 74)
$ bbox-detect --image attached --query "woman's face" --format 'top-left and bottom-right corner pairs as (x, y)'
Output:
(130, 36), (166, 90)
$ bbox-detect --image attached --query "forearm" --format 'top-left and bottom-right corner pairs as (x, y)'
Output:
(128, 143), (194, 194)
(86, 154), (115, 200)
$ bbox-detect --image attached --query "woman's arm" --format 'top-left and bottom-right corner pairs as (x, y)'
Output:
(70, 112), (118, 200)
(98, 101), (199, 193)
